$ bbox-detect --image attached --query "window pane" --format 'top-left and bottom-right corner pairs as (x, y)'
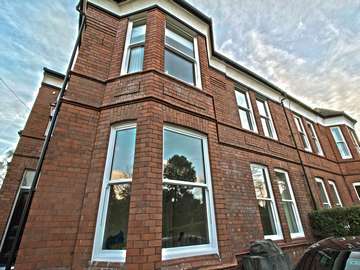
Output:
(165, 28), (194, 58)
(276, 172), (292, 201)
(294, 117), (302, 131)
(165, 49), (194, 85)
(256, 100), (267, 117)
(282, 201), (299, 234)
(301, 134), (309, 149)
(251, 166), (270, 199)
(21, 170), (36, 188)
(337, 142), (350, 157)
(162, 184), (209, 248)
(261, 118), (273, 138)
(331, 127), (343, 142)
(258, 200), (277, 236)
(163, 129), (205, 183)
(239, 109), (252, 131)
(130, 23), (146, 44)
(110, 128), (136, 180)
(317, 181), (329, 206)
(127, 46), (144, 73)
(355, 186), (360, 199)
(102, 184), (131, 250)
(235, 91), (248, 109)
(329, 184), (341, 207)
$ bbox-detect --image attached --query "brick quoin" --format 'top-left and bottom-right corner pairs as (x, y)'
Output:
(1, 1), (360, 270)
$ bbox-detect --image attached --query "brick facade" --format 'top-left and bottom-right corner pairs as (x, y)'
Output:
(1, 1), (360, 269)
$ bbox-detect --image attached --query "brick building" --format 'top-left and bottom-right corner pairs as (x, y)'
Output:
(1, 0), (360, 269)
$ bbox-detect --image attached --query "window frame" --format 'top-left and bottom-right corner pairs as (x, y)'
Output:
(328, 180), (343, 207)
(235, 89), (258, 133)
(92, 122), (136, 263)
(349, 128), (360, 155)
(294, 116), (312, 152)
(330, 126), (352, 159)
(250, 164), (283, 241)
(44, 104), (56, 136)
(162, 125), (218, 260)
(164, 22), (202, 88)
(274, 169), (304, 239)
(256, 98), (278, 140)
(306, 121), (324, 156)
(315, 178), (331, 209)
(120, 19), (146, 75)
(352, 182), (360, 201)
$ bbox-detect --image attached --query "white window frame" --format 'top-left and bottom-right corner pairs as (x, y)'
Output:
(328, 180), (343, 207)
(256, 99), (278, 140)
(92, 123), (136, 263)
(294, 116), (312, 152)
(315, 178), (331, 208)
(306, 121), (324, 156)
(274, 169), (304, 239)
(44, 104), (56, 136)
(330, 126), (352, 159)
(235, 90), (258, 133)
(120, 19), (146, 75)
(0, 169), (35, 255)
(164, 22), (202, 89)
(352, 182), (360, 201)
(349, 128), (360, 155)
(250, 164), (283, 241)
(162, 125), (218, 260)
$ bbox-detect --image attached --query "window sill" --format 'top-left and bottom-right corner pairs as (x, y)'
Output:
(290, 232), (305, 239)
(91, 250), (126, 263)
(264, 235), (283, 241)
(162, 244), (218, 261)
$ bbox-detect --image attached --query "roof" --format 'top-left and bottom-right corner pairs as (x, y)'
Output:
(315, 108), (357, 124)
(43, 67), (65, 79)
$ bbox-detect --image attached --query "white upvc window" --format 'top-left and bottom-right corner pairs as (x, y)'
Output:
(162, 125), (218, 260)
(256, 99), (277, 140)
(353, 182), (360, 201)
(121, 19), (146, 75)
(330, 126), (352, 159)
(92, 123), (136, 262)
(294, 116), (312, 152)
(44, 104), (56, 136)
(274, 169), (304, 239)
(250, 164), (283, 240)
(306, 121), (324, 156)
(235, 90), (258, 133)
(164, 22), (202, 88)
(349, 128), (360, 155)
(328, 181), (343, 207)
(315, 178), (331, 209)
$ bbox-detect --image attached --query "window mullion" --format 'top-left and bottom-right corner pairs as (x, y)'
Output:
(165, 44), (196, 62)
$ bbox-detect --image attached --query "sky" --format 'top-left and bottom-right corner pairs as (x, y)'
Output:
(0, 0), (359, 185)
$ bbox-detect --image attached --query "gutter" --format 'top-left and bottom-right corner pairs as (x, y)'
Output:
(4, 2), (88, 269)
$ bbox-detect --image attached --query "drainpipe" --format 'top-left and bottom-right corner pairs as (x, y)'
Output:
(5, 2), (88, 269)
(280, 95), (318, 211)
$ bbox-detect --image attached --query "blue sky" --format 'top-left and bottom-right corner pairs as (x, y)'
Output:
(0, 0), (359, 184)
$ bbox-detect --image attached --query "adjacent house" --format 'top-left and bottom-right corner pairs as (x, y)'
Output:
(1, 0), (360, 269)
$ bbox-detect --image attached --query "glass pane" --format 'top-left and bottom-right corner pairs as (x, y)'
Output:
(165, 28), (194, 58)
(127, 46), (144, 73)
(0, 191), (29, 266)
(282, 201), (299, 234)
(235, 91), (249, 109)
(356, 186), (360, 199)
(102, 184), (131, 250)
(110, 128), (136, 180)
(301, 134), (309, 149)
(294, 117), (303, 132)
(329, 184), (341, 206)
(163, 129), (205, 183)
(256, 100), (267, 117)
(337, 142), (350, 157)
(317, 181), (329, 206)
(276, 172), (292, 201)
(239, 109), (252, 131)
(331, 127), (343, 142)
(162, 184), (209, 248)
(21, 170), (35, 188)
(165, 49), (194, 85)
(130, 23), (146, 44)
(251, 166), (271, 199)
(258, 200), (277, 236)
(261, 118), (272, 138)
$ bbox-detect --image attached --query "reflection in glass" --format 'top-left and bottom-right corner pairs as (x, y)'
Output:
(317, 181), (331, 208)
(162, 184), (209, 248)
(163, 129), (205, 183)
(235, 91), (248, 109)
(103, 184), (131, 250)
(276, 174), (291, 201)
(282, 201), (299, 234)
(165, 49), (194, 85)
(21, 170), (36, 188)
(165, 28), (194, 57)
(251, 166), (270, 199)
(110, 128), (136, 180)
(130, 23), (146, 44)
(239, 109), (252, 131)
(258, 200), (277, 236)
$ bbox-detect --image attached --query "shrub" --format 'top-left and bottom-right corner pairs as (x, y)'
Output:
(309, 206), (360, 239)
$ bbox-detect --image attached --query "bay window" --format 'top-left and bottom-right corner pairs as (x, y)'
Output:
(328, 181), (342, 207)
(294, 116), (312, 152)
(274, 169), (304, 238)
(121, 20), (146, 75)
(315, 178), (331, 209)
(330, 127), (352, 159)
(92, 123), (136, 262)
(250, 164), (282, 240)
(162, 125), (217, 260)
(256, 99), (277, 139)
(164, 23), (201, 88)
(236, 90), (257, 133)
(306, 121), (324, 156)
